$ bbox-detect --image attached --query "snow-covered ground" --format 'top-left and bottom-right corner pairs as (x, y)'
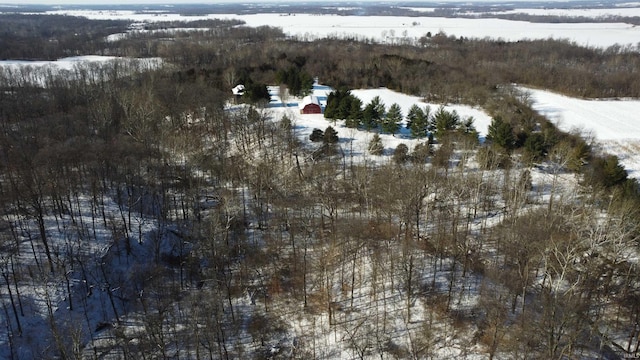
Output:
(2, 7), (636, 175)
(522, 87), (640, 178)
(2, 57), (638, 179)
(3, 8), (640, 357)
(267, 84), (493, 163)
(1, 81), (636, 360)
(35, 9), (640, 49)
(226, 13), (639, 48)
(480, 7), (640, 18)
(0, 55), (162, 71)
(0, 55), (120, 70)
(0, 56), (163, 86)
(270, 84), (640, 178)
(398, 4), (640, 17)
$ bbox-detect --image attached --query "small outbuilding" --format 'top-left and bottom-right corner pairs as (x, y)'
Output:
(232, 84), (245, 96)
(299, 95), (322, 114)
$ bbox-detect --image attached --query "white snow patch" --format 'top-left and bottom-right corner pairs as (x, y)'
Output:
(0, 55), (120, 70)
(522, 86), (640, 178)
(0, 56), (163, 86)
(488, 7), (640, 18)
(268, 84), (492, 164)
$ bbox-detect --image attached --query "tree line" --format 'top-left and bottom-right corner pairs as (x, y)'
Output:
(0, 14), (130, 60)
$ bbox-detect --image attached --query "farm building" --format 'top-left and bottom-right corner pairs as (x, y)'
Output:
(232, 84), (245, 96)
(231, 84), (245, 104)
(299, 95), (322, 114)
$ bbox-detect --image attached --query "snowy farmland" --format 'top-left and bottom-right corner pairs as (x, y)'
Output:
(0, 56), (163, 86)
(215, 13), (640, 48)
(40, 8), (640, 49)
(522, 87), (640, 178)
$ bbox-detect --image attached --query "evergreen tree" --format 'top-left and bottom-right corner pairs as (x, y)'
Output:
(324, 91), (337, 119)
(363, 96), (385, 131)
(587, 155), (628, 188)
(406, 104), (422, 129)
(317, 126), (339, 156)
(382, 103), (402, 135)
(298, 71), (314, 96)
(337, 95), (352, 120)
(432, 106), (460, 139)
(567, 140), (590, 172)
(523, 132), (547, 161)
(276, 66), (313, 96)
(345, 97), (363, 128)
(310, 128), (324, 142)
(325, 90), (362, 125)
(487, 116), (515, 151)
(460, 116), (476, 135)
(460, 116), (479, 143)
(245, 82), (271, 103)
(280, 114), (292, 131)
(371, 96), (386, 120)
(324, 89), (347, 120)
(324, 126), (339, 144)
(362, 103), (377, 130)
(407, 104), (430, 138)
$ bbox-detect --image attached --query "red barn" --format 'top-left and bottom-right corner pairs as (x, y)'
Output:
(299, 95), (322, 114)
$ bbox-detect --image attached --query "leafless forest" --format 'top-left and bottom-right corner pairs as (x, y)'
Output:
(1, 12), (640, 359)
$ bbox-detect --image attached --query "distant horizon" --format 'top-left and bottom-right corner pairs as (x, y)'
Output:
(0, 0), (623, 5)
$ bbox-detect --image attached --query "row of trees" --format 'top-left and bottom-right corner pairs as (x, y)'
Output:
(91, 16), (640, 103)
(324, 90), (478, 141)
(481, 91), (636, 193)
(320, 86), (635, 198)
(0, 14), (130, 60)
(275, 66), (314, 97)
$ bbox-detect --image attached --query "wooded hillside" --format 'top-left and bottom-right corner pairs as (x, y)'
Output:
(1, 13), (639, 359)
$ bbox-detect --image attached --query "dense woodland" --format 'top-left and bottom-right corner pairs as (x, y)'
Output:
(1, 12), (640, 359)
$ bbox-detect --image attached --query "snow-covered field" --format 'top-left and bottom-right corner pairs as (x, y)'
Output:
(37, 9), (640, 49)
(269, 83), (640, 178)
(217, 13), (640, 48)
(0, 55), (162, 71)
(402, 4), (640, 17)
(522, 87), (640, 178)
(477, 7), (640, 18)
(0, 55), (119, 70)
(4, 7), (636, 175)
(0, 56), (163, 85)
(268, 84), (493, 163)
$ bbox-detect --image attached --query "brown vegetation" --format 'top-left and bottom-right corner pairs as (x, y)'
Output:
(1, 13), (639, 360)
